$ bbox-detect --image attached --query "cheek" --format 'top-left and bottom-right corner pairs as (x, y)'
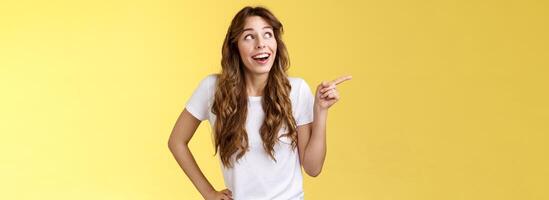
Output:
(242, 41), (258, 51)
(237, 43), (250, 59)
(270, 42), (277, 57)
(270, 40), (277, 50)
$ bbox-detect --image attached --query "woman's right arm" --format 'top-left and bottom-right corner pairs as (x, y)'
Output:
(168, 109), (233, 200)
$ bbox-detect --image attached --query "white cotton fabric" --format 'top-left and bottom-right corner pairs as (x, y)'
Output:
(185, 74), (314, 200)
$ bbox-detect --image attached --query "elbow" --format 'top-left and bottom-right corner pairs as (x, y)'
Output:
(167, 140), (175, 151)
(304, 166), (323, 177)
(167, 138), (184, 151)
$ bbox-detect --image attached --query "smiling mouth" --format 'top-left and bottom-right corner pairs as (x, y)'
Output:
(252, 53), (270, 62)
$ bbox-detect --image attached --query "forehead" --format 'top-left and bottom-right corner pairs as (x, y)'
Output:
(242, 16), (272, 31)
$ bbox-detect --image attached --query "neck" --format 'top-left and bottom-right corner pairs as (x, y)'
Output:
(244, 72), (268, 96)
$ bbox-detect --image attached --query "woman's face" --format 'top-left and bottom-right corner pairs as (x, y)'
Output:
(237, 16), (277, 76)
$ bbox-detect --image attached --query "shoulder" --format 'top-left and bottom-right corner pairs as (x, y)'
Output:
(287, 76), (314, 102)
(189, 74), (218, 100)
(288, 76), (312, 92)
(201, 74), (218, 85)
(288, 76), (308, 88)
(287, 76), (315, 124)
(194, 74), (218, 90)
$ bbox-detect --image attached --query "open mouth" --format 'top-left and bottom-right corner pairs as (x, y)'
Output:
(251, 52), (271, 64)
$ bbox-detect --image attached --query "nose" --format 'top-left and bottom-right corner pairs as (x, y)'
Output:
(256, 38), (266, 49)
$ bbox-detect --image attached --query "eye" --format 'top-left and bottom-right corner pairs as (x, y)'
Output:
(244, 34), (254, 40)
(264, 32), (273, 38)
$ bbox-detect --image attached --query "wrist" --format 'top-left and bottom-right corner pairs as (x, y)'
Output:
(314, 104), (328, 115)
(202, 188), (216, 199)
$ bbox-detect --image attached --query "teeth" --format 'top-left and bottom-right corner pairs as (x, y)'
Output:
(252, 53), (269, 59)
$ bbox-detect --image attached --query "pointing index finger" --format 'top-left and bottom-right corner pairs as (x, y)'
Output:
(331, 75), (352, 85)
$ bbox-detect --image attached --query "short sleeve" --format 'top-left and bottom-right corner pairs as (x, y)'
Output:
(295, 78), (314, 126)
(185, 75), (215, 121)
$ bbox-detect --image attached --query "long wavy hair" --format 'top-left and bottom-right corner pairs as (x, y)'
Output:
(211, 6), (298, 168)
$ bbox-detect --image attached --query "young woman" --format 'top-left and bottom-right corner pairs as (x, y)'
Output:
(168, 6), (351, 200)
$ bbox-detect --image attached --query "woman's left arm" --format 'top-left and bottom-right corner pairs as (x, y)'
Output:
(298, 75), (352, 177)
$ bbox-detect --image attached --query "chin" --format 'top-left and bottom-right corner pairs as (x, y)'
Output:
(246, 63), (273, 75)
(252, 67), (272, 75)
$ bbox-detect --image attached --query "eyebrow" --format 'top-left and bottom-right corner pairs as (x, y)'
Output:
(242, 26), (273, 32)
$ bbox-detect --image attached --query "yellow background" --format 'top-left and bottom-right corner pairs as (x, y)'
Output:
(1, 0), (547, 199)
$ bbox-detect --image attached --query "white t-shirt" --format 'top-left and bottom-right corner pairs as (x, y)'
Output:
(185, 74), (314, 200)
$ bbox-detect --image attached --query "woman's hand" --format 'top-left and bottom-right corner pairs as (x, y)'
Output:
(315, 75), (352, 110)
(204, 188), (233, 200)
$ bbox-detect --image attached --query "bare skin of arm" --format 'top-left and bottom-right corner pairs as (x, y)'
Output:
(168, 109), (233, 200)
(297, 107), (327, 177)
(297, 75), (352, 177)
